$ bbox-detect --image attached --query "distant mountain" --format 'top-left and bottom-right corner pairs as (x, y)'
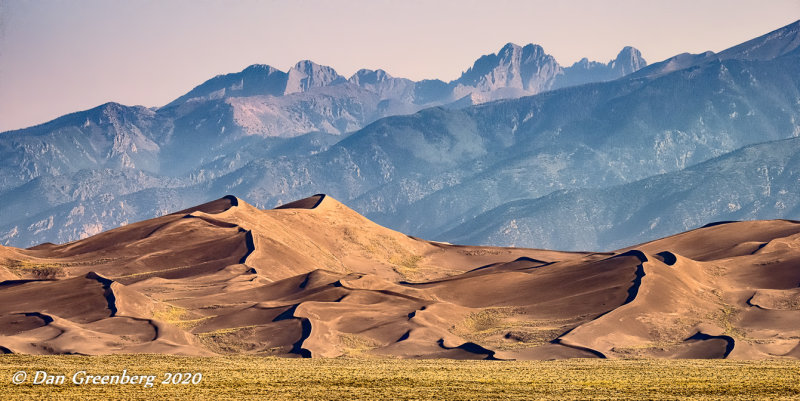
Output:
(3, 20), (800, 250)
(452, 43), (560, 100)
(354, 40), (800, 242)
(441, 136), (800, 251)
(212, 20), (799, 245)
(557, 46), (646, 87)
(452, 43), (647, 103)
(166, 64), (288, 104)
(0, 103), (167, 192)
(6, 36), (794, 248)
(0, 42), (646, 247)
(347, 69), (416, 101)
(165, 43), (647, 135)
(718, 19), (800, 60)
(634, 20), (800, 78)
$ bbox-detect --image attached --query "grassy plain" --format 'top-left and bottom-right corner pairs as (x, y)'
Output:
(2, 356), (800, 400)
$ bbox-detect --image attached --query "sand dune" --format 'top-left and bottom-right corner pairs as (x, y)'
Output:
(2, 195), (800, 359)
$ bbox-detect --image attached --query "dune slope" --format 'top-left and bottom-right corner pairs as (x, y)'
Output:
(1, 195), (799, 359)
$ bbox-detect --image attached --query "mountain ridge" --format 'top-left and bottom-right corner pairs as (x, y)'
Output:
(1, 20), (800, 251)
(442, 135), (800, 251)
(162, 43), (647, 110)
(633, 19), (800, 78)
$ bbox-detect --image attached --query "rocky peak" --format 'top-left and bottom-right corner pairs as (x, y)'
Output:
(610, 46), (647, 75)
(284, 60), (346, 94)
(349, 69), (392, 86)
(455, 42), (561, 93)
(241, 64), (282, 75)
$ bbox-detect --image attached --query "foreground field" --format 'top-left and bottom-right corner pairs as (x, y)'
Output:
(2, 356), (800, 400)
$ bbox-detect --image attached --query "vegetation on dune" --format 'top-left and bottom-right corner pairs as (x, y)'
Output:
(451, 308), (581, 350)
(3, 356), (799, 400)
(3, 259), (66, 279)
(2, 257), (121, 279)
(197, 326), (287, 355)
(389, 253), (423, 279)
(337, 334), (382, 358)
(151, 305), (213, 330)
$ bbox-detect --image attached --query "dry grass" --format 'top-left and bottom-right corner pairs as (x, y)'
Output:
(3, 260), (66, 279)
(389, 253), (423, 279)
(151, 305), (211, 330)
(451, 308), (575, 349)
(337, 334), (382, 358)
(2, 356), (800, 400)
(196, 326), (274, 354)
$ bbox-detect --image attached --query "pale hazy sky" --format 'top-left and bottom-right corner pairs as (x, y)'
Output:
(1, 0), (798, 132)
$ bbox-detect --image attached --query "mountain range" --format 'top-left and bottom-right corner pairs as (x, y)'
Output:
(0, 42), (647, 247)
(443, 136), (800, 250)
(1, 20), (799, 252)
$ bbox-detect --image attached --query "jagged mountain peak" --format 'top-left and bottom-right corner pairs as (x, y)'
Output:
(610, 46), (647, 75)
(497, 42), (545, 55)
(616, 46), (640, 57)
(162, 41), (648, 111)
(455, 42), (560, 93)
(285, 60), (346, 94)
(453, 42), (645, 98)
(289, 60), (345, 79)
(349, 68), (394, 85)
(491, 42), (549, 63)
(499, 42), (521, 51)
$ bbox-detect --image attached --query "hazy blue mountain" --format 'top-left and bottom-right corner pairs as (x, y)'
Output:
(440, 136), (800, 251)
(348, 69), (416, 101)
(557, 46), (646, 87)
(166, 64), (289, 105)
(0, 102), (167, 192)
(162, 43), (647, 138)
(167, 39), (799, 248)
(452, 43), (561, 100)
(3, 21), (800, 249)
(284, 60), (347, 94)
(451, 43), (646, 104)
(634, 20), (800, 78)
(0, 41), (648, 247)
(0, 186), (207, 246)
(718, 19), (800, 60)
(353, 47), (800, 239)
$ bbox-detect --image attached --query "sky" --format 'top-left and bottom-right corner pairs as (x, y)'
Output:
(0, 0), (799, 132)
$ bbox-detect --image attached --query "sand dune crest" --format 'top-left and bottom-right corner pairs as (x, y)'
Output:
(1, 197), (800, 359)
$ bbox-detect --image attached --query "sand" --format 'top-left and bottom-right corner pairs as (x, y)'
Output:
(1, 195), (799, 359)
